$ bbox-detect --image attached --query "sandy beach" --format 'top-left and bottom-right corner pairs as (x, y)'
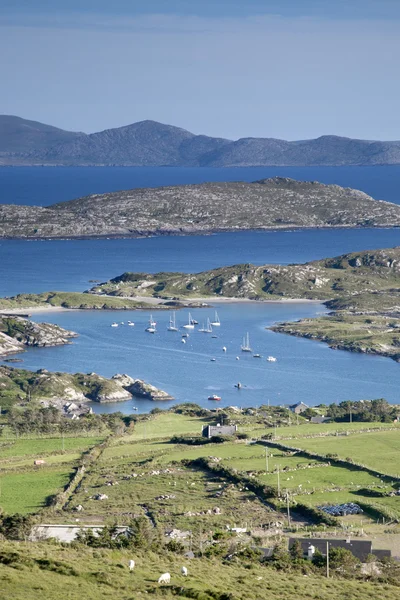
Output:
(0, 295), (322, 315)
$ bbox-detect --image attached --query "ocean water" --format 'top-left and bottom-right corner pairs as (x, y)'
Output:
(1, 165), (400, 206)
(1, 166), (400, 412)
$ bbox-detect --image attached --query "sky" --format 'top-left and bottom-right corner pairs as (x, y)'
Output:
(1, 1), (400, 140)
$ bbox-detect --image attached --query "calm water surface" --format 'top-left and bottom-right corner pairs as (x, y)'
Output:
(1, 167), (399, 412)
(1, 166), (400, 205)
(10, 303), (399, 413)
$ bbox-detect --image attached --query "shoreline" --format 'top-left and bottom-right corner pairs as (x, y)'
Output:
(0, 296), (324, 315)
(0, 225), (399, 242)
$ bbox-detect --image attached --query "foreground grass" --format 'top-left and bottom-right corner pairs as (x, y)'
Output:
(0, 541), (398, 600)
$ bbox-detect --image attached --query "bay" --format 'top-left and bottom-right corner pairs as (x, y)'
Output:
(14, 303), (399, 413)
(1, 166), (400, 414)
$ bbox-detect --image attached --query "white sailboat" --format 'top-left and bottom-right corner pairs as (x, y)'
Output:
(167, 312), (178, 331)
(183, 312), (195, 329)
(199, 318), (213, 333)
(241, 332), (252, 352)
(149, 314), (157, 327)
(210, 311), (221, 326)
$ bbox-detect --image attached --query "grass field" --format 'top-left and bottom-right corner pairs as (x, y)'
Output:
(0, 468), (73, 514)
(290, 429), (400, 476)
(0, 436), (106, 514)
(1, 541), (398, 600)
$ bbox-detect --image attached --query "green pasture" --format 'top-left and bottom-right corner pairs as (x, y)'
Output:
(124, 413), (210, 441)
(291, 429), (400, 476)
(0, 468), (73, 514)
(0, 436), (105, 461)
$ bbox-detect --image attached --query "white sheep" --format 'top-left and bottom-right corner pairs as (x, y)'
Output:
(129, 559), (135, 571)
(181, 566), (188, 576)
(158, 573), (171, 585)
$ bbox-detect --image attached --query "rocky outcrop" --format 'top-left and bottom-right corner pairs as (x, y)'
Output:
(120, 377), (174, 401)
(0, 331), (24, 357)
(0, 316), (77, 347)
(112, 373), (174, 401)
(0, 317), (77, 357)
(1, 178), (400, 239)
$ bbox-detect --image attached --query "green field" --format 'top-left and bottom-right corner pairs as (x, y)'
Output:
(290, 429), (400, 476)
(0, 436), (106, 514)
(0, 468), (73, 514)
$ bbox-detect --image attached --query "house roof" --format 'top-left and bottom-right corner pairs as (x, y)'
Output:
(289, 538), (375, 562)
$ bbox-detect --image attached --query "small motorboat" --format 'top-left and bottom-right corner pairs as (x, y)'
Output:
(145, 326), (156, 333)
(211, 335), (218, 339)
(253, 354), (262, 358)
(222, 346), (227, 352)
(267, 356), (277, 362)
(132, 406), (138, 411)
(208, 394), (221, 401)
(236, 356), (240, 360)
(181, 338), (186, 344)
(128, 321), (135, 326)
(210, 358), (216, 362)
(111, 322), (118, 327)
(182, 333), (189, 338)
(120, 322), (124, 325)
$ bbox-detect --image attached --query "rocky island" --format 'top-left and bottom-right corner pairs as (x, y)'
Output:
(1, 178), (400, 239)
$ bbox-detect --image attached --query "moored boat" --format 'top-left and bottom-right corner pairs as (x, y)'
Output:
(208, 394), (221, 401)
(241, 332), (252, 352)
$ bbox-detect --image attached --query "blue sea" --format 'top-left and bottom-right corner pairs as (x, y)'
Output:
(1, 166), (400, 412)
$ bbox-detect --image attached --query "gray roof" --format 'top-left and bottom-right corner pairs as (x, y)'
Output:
(289, 538), (377, 562)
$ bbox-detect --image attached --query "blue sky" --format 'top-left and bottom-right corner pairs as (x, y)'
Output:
(1, 1), (400, 139)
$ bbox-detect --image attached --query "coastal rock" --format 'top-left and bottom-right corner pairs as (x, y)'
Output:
(126, 379), (174, 401)
(0, 316), (77, 349)
(0, 331), (24, 357)
(111, 373), (136, 388)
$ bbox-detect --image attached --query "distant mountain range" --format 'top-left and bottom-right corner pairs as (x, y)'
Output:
(2, 115), (400, 167)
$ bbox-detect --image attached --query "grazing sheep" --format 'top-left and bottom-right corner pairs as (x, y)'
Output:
(158, 573), (171, 585)
(129, 559), (135, 571)
(181, 566), (188, 576)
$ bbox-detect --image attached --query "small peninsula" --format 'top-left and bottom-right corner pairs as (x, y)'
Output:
(0, 315), (77, 357)
(1, 178), (400, 239)
(0, 366), (174, 411)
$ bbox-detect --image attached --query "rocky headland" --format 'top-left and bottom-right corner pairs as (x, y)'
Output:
(0, 367), (174, 410)
(0, 316), (77, 357)
(1, 178), (399, 239)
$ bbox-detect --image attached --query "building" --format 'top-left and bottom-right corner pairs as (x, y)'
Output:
(289, 402), (309, 415)
(310, 416), (331, 424)
(202, 424), (238, 438)
(289, 538), (391, 562)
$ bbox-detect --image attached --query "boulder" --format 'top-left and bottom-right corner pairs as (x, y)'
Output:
(125, 379), (174, 401)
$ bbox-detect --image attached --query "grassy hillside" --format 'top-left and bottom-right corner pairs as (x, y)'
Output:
(1, 541), (398, 600)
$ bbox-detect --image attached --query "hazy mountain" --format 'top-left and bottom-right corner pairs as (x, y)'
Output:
(2, 115), (400, 166)
(0, 115), (84, 158)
